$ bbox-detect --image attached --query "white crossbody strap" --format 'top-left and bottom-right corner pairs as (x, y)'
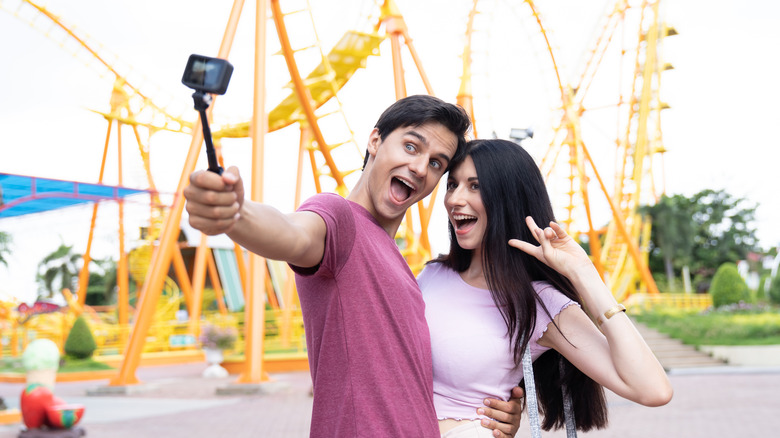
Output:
(521, 343), (542, 438)
(521, 345), (577, 438)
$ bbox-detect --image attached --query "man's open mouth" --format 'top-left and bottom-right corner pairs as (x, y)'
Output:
(390, 177), (415, 203)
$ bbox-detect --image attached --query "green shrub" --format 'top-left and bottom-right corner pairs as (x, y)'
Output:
(769, 275), (780, 305)
(64, 316), (97, 359)
(709, 263), (751, 308)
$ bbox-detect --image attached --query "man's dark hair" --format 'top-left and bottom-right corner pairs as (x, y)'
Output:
(363, 95), (471, 169)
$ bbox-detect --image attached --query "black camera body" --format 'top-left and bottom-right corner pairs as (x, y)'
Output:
(182, 54), (234, 174)
(181, 54), (234, 95)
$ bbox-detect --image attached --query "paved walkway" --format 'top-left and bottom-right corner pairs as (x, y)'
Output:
(1, 363), (779, 437)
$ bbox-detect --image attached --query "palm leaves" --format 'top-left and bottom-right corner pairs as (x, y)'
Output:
(86, 258), (118, 305)
(37, 243), (82, 298)
(0, 231), (10, 267)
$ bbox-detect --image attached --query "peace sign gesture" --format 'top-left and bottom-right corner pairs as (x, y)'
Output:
(508, 216), (593, 278)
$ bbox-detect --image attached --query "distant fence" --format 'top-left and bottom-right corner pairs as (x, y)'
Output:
(0, 309), (306, 360)
(625, 293), (712, 313)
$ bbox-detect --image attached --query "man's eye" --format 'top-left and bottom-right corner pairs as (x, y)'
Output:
(405, 143), (415, 152)
(430, 161), (441, 169)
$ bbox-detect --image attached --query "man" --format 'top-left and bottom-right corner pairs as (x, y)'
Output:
(184, 95), (521, 437)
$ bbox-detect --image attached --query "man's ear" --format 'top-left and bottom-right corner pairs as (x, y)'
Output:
(366, 128), (381, 157)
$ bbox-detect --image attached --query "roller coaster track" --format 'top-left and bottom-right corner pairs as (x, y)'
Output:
(0, 0), (194, 135)
(265, 0), (447, 271)
(0, 0), (382, 266)
(2, 0), (483, 276)
(0, 0), (184, 226)
(220, 0), (384, 196)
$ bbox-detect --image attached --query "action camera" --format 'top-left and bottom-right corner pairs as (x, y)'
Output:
(182, 54), (235, 174)
(181, 54), (233, 95)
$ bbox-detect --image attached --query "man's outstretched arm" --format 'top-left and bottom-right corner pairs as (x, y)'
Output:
(184, 166), (325, 268)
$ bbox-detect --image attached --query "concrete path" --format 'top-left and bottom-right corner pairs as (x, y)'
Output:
(633, 321), (729, 369)
(1, 362), (778, 437)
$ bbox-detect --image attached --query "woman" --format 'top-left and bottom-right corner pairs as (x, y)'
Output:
(418, 139), (672, 437)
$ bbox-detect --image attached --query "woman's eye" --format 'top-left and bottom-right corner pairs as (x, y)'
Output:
(446, 182), (456, 190)
(470, 183), (479, 190)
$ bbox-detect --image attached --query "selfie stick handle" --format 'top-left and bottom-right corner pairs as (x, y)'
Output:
(192, 91), (224, 175)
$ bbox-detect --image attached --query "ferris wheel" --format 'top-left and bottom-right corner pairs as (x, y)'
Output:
(459, 0), (675, 301)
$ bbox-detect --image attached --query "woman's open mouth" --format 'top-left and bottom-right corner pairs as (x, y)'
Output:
(452, 213), (477, 234)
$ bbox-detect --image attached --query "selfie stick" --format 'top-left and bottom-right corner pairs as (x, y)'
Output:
(192, 90), (224, 175)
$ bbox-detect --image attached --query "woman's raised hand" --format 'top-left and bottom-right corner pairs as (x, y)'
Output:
(508, 216), (592, 277)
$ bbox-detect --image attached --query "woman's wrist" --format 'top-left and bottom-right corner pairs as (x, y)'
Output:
(567, 263), (619, 316)
(566, 261), (602, 287)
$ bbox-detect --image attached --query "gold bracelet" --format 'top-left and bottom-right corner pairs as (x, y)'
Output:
(598, 303), (626, 327)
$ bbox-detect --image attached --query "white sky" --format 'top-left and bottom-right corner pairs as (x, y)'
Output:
(0, 0), (778, 303)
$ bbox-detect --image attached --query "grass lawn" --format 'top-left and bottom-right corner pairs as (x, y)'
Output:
(0, 357), (114, 374)
(633, 304), (780, 346)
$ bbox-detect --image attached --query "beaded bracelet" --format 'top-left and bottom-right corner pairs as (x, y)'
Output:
(597, 303), (626, 327)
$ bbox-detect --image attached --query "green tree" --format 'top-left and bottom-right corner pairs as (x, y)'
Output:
(37, 243), (82, 298)
(640, 194), (695, 291)
(85, 258), (118, 306)
(642, 189), (758, 290)
(689, 190), (758, 283)
(0, 231), (11, 268)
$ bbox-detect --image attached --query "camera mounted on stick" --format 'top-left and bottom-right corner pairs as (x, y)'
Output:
(181, 54), (234, 175)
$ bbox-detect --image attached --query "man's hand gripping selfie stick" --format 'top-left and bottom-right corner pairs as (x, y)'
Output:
(181, 54), (234, 175)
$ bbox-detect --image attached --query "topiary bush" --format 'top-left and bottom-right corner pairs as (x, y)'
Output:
(769, 275), (780, 305)
(64, 316), (97, 359)
(709, 263), (751, 308)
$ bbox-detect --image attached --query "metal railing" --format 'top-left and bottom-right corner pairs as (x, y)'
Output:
(625, 293), (713, 313)
(0, 309), (306, 360)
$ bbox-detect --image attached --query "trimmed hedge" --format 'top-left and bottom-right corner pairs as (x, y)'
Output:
(64, 316), (97, 359)
(709, 263), (751, 308)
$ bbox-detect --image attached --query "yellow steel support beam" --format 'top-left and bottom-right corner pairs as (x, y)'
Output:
(271, 0), (346, 194)
(237, 0), (270, 384)
(457, 0), (479, 137)
(76, 121), (113, 308)
(171, 246), (194, 316)
(110, 0), (246, 386)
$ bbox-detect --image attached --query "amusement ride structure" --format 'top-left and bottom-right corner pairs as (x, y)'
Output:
(0, 0), (676, 386)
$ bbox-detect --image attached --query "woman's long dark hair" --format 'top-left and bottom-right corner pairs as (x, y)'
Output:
(431, 139), (607, 431)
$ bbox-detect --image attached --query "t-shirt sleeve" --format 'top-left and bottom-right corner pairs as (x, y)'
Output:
(288, 193), (355, 277)
(530, 282), (580, 354)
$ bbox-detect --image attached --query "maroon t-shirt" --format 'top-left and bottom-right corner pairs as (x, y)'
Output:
(291, 193), (439, 437)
